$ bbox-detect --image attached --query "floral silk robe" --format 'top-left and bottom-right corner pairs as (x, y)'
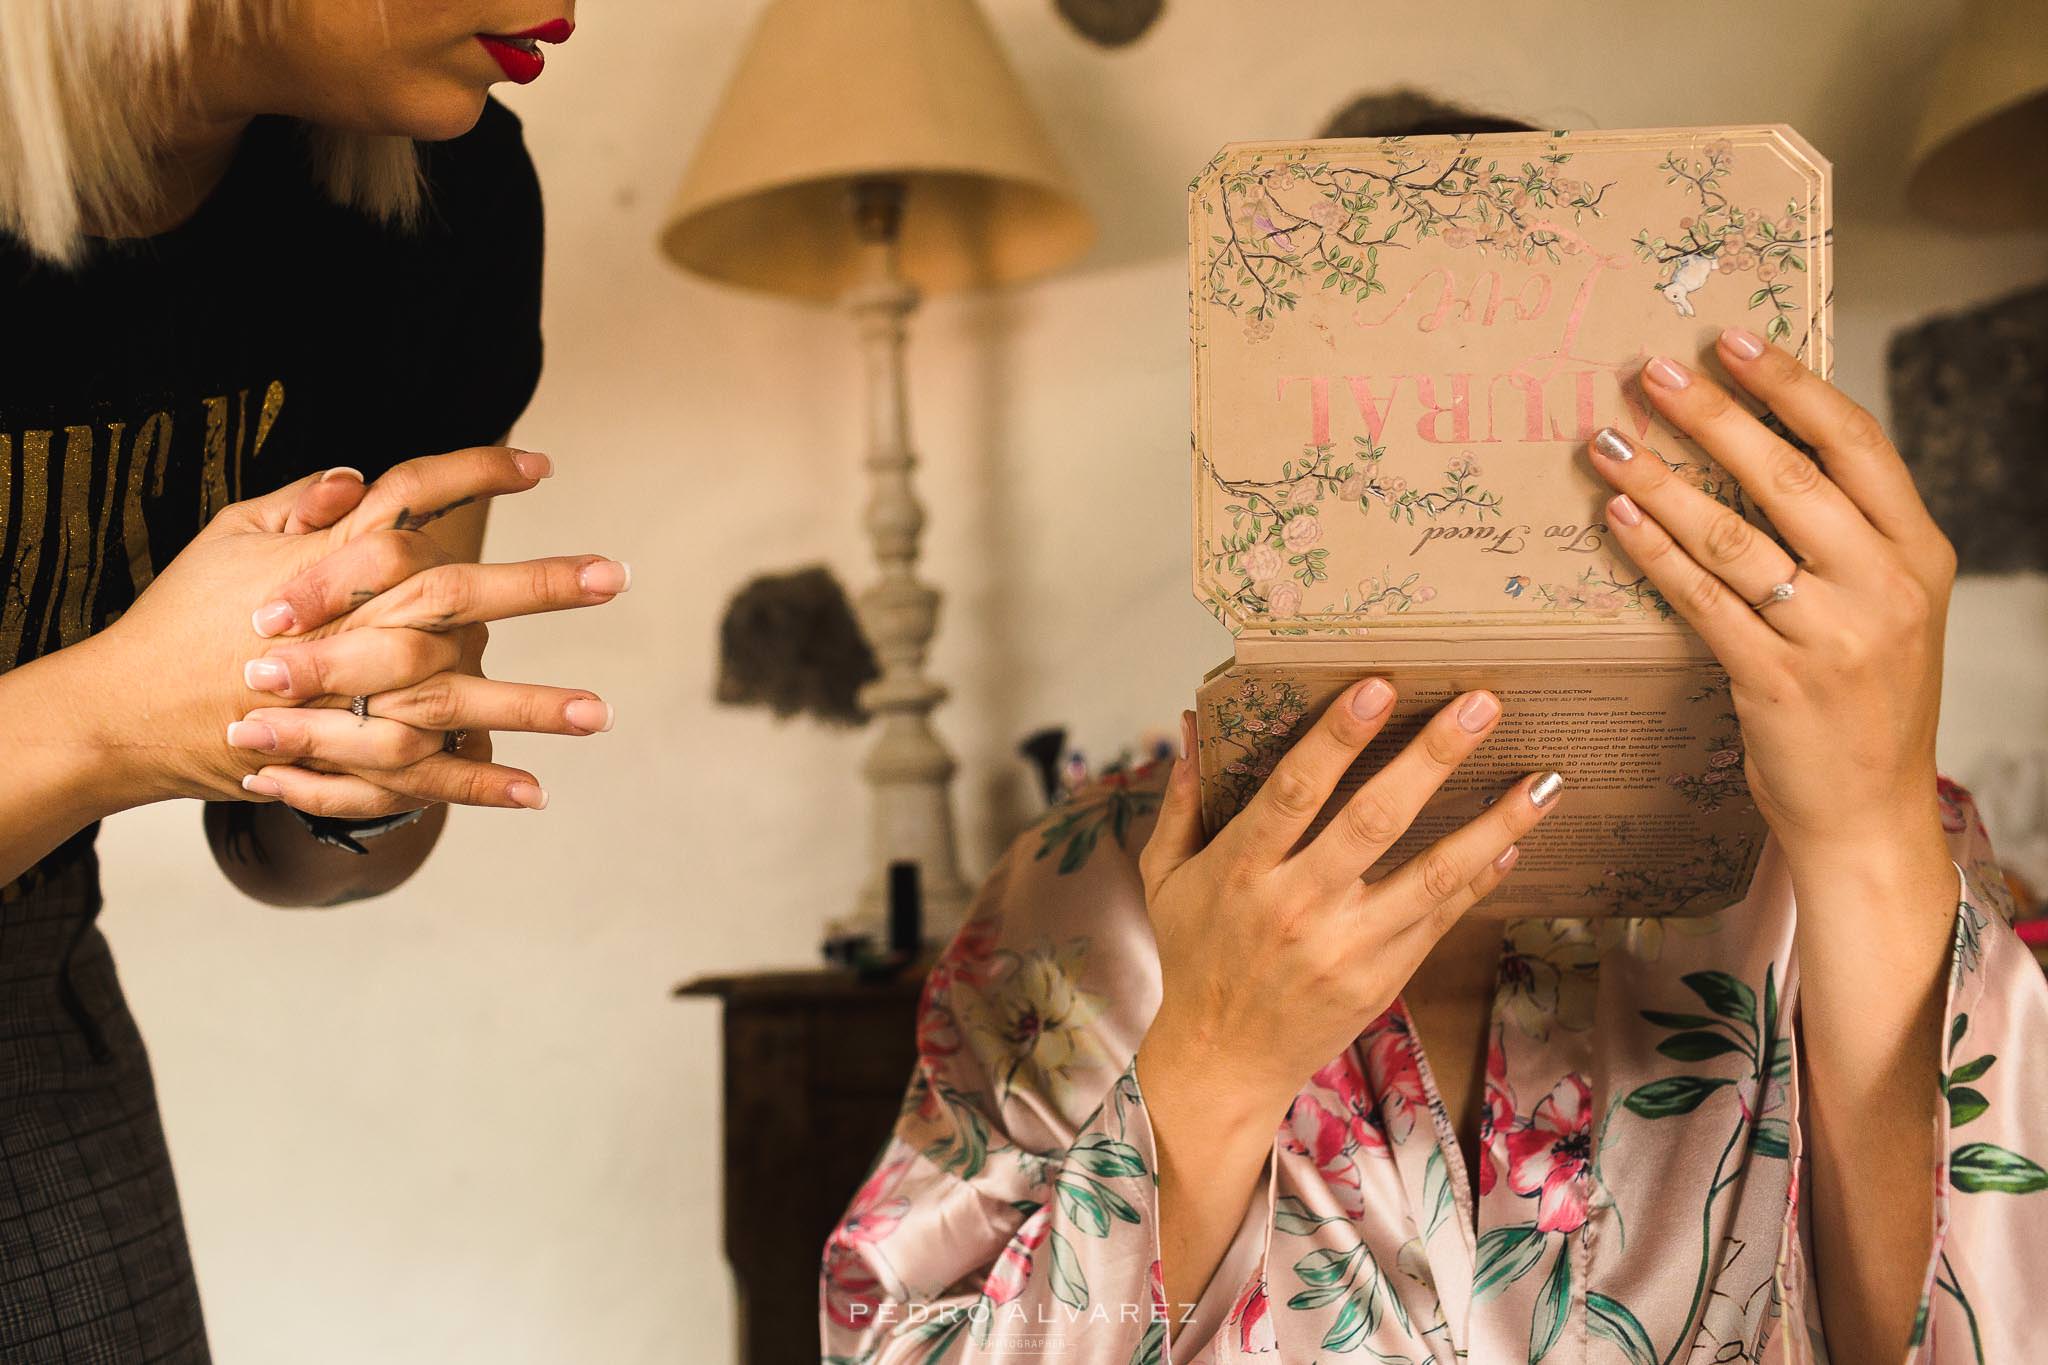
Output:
(821, 763), (2043, 1364)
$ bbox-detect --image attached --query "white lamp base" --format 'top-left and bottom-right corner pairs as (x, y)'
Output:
(843, 210), (973, 944)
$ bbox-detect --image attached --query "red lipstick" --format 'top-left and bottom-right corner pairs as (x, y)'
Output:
(477, 18), (573, 85)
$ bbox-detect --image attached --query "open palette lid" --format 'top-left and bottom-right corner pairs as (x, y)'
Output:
(1189, 124), (1830, 642)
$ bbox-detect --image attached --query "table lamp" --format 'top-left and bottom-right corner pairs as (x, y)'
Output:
(658, 0), (1095, 940)
(1904, 0), (2048, 228)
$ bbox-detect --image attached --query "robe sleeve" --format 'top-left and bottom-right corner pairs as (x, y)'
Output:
(1779, 774), (2048, 1364)
(819, 763), (1264, 1364)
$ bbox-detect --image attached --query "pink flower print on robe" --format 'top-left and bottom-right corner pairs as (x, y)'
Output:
(1228, 1276), (1277, 1354)
(821, 1154), (912, 1330)
(821, 764), (2048, 1364)
(1282, 1055), (1389, 1218)
(1360, 1007), (1428, 1138)
(984, 1204), (1054, 1307)
(1478, 1027), (1515, 1198)
(1504, 1073), (1596, 1234)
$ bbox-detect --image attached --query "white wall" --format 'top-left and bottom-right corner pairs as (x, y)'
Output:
(95, 1), (2048, 1361)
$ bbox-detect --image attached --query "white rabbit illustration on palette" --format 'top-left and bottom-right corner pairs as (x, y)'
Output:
(1633, 137), (1820, 340)
(1658, 252), (1715, 316)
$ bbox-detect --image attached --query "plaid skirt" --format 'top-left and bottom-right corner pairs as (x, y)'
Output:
(0, 839), (209, 1363)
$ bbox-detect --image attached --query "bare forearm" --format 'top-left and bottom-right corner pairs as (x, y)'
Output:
(204, 799), (447, 906)
(1787, 820), (1960, 1362)
(1135, 1021), (1283, 1343)
(0, 636), (146, 885)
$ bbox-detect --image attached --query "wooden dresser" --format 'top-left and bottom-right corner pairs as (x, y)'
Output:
(676, 965), (929, 1365)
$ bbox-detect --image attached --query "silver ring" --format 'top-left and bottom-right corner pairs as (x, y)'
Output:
(349, 694), (370, 719)
(1746, 570), (1799, 612)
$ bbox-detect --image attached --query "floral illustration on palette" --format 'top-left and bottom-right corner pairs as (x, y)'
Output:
(1631, 139), (1819, 345)
(1667, 711), (1750, 814)
(1204, 678), (1311, 814)
(1204, 437), (1498, 622)
(1518, 559), (1674, 619)
(1198, 142), (1614, 330)
(1583, 833), (1755, 916)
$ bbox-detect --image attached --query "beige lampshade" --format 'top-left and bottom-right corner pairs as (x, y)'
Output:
(659, 0), (1096, 301)
(1904, 0), (2048, 229)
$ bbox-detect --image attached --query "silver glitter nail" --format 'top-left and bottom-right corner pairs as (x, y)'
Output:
(1529, 771), (1565, 807)
(1592, 429), (1634, 462)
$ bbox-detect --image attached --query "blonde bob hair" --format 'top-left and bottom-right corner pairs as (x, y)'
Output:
(0, 0), (420, 265)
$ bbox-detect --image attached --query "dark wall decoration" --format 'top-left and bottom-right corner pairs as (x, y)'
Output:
(1054, 0), (1164, 48)
(1887, 281), (2048, 574)
(715, 564), (879, 724)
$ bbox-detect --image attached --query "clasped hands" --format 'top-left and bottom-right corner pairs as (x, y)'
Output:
(93, 445), (625, 820)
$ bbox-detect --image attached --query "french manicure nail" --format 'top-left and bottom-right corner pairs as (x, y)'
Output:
(252, 601), (295, 637)
(226, 720), (279, 752)
(244, 658), (289, 691)
(1591, 427), (1635, 462)
(564, 698), (614, 733)
(1644, 355), (1692, 390)
(1492, 843), (1520, 871)
(1609, 494), (1644, 527)
(321, 466), (365, 484)
(513, 451), (554, 480)
(579, 560), (631, 595)
(1720, 326), (1765, 359)
(1352, 677), (1394, 719)
(241, 773), (284, 797)
(1456, 691), (1499, 731)
(1529, 771), (1565, 807)
(506, 782), (549, 810)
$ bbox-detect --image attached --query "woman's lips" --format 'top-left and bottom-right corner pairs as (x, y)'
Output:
(476, 19), (573, 84)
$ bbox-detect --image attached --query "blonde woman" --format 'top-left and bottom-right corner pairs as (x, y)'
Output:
(0, 2), (615, 1358)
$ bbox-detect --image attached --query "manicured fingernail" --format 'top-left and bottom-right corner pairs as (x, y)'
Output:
(1457, 691), (1500, 731)
(1644, 355), (1692, 390)
(321, 466), (365, 484)
(252, 601), (295, 637)
(1720, 326), (1765, 359)
(564, 698), (614, 734)
(241, 773), (284, 797)
(244, 658), (290, 691)
(579, 560), (631, 594)
(1178, 711), (1194, 761)
(227, 720), (279, 751)
(1352, 677), (1394, 718)
(1609, 494), (1644, 527)
(1492, 843), (1520, 871)
(1529, 771), (1565, 807)
(506, 782), (549, 810)
(513, 451), (553, 480)
(1592, 427), (1635, 462)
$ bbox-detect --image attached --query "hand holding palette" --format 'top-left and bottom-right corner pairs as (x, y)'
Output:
(1188, 125), (1831, 916)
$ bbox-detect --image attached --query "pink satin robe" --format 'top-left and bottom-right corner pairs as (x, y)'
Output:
(821, 763), (2041, 1364)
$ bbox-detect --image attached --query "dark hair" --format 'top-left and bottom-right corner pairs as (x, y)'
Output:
(1317, 88), (1539, 140)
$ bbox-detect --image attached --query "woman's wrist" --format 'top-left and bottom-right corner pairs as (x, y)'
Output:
(55, 628), (186, 810)
(0, 637), (164, 883)
(1137, 1009), (1297, 1143)
(1774, 768), (1952, 889)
